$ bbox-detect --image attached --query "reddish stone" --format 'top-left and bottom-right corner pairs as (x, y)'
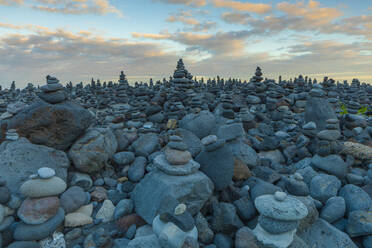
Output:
(233, 158), (252, 181)
(17, 197), (60, 225)
(116, 214), (146, 232)
(90, 186), (107, 202)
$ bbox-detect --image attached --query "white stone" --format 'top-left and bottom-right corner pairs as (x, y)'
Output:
(0, 112), (13, 120)
(174, 204), (187, 215)
(75, 204), (93, 217)
(38, 167), (56, 179)
(96, 200), (115, 223)
(275, 191), (287, 202)
(253, 224), (296, 248)
(65, 212), (93, 227)
(39, 231), (66, 248)
(294, 173), (303, 181)
(201, 135), (217, 146)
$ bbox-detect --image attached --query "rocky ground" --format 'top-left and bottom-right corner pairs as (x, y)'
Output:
(0, 59), (371, 248)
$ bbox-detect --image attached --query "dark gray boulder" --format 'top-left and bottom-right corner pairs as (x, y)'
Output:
(5, 100), (94, 150)
(304, 97), (337, 131)
(179, 110), (216, 139)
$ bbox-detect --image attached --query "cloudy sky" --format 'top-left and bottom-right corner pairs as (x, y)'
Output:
(0, 0), (371, 88)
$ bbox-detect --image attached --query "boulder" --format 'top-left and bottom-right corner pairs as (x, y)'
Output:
(227, 139), (259, 168)
(132, 133), (159, 157)
(311, 155), (347, 179)
(298, 218), (357, 248)
(179, 111), (216, 139)
(69, 128), (117, 173)
(304, 97), (337, 131)
(0, 138), (70, 196)
(132, 170), (214, 224)
(5, 100), (94, 150)
(339, 184), (372, 216)
(195, 143), (234, 191)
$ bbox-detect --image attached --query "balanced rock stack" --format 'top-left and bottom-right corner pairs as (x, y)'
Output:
(156, 135), (198, 175)
(316, 118), (341, 156)
(132, 134), (213, 224)
(5, 128), (19, 141)
(116, 71), (129, 103)
(15, 167), (66, 241)
(39, 75), (67, 104)
(171, 59), (194, 91)
(253, 191), (308, 248)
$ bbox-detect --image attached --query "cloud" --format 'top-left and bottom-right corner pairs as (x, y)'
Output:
(221, 12), (251, 24)
(277, 0), (342, 26)
(212, 0), (271, 14)
(131, 29), (252, 57)
(152, 0), (206, 7)
(132, 32), (171, 40)
(166, 10), (217, 32)
(0, 24), (179, 86)
(31, 0), (123, 17)
(0, 0), (23, 5)
(0, 0), (123, 17)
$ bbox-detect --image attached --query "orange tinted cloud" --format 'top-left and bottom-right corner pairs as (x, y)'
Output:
(212, 0), (271, 14)
(0, 0), (23, 5)
(277, 0), (342, 25)
(132, 32), (171, 40)
(152, 0), (206, 7)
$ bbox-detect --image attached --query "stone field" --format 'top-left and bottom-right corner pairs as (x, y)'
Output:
(0, 59), (371, 248)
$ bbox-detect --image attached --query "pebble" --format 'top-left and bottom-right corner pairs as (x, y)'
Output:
(60, 186), (87, 213)
(96, 199), (115, 223)
(37, 167), (56, 179)
(114, 199), (134, 220)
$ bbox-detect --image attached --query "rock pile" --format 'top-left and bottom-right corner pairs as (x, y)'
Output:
(0, 60), (371, 248)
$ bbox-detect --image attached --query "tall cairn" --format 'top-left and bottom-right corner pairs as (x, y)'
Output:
(170, 59), (195, 91)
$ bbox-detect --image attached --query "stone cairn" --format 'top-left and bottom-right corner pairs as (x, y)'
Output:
(253, 191), (308, 248)
(39, 75), (66, 104)
(155, 135), (198, 175)
(5, 129), (19, 141)
(170, 59), (194, 92)
(316, 118), (341, 156)
(116, 71), (129, 103)
(15, 167), (67, 242)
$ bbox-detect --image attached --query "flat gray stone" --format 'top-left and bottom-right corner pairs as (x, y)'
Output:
(254, 194), (308, 221)
(154, 154), (200, 176)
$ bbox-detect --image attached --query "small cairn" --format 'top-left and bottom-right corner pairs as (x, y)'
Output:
(316, 118), (341, 156)
(153, 202), (198, 248)
(15, 167), (67, 241)
(154, 135), (199, 176)
(253, 191), (308, 248)
(5, 129), (19, 141)
(39, 75), (66, 104)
